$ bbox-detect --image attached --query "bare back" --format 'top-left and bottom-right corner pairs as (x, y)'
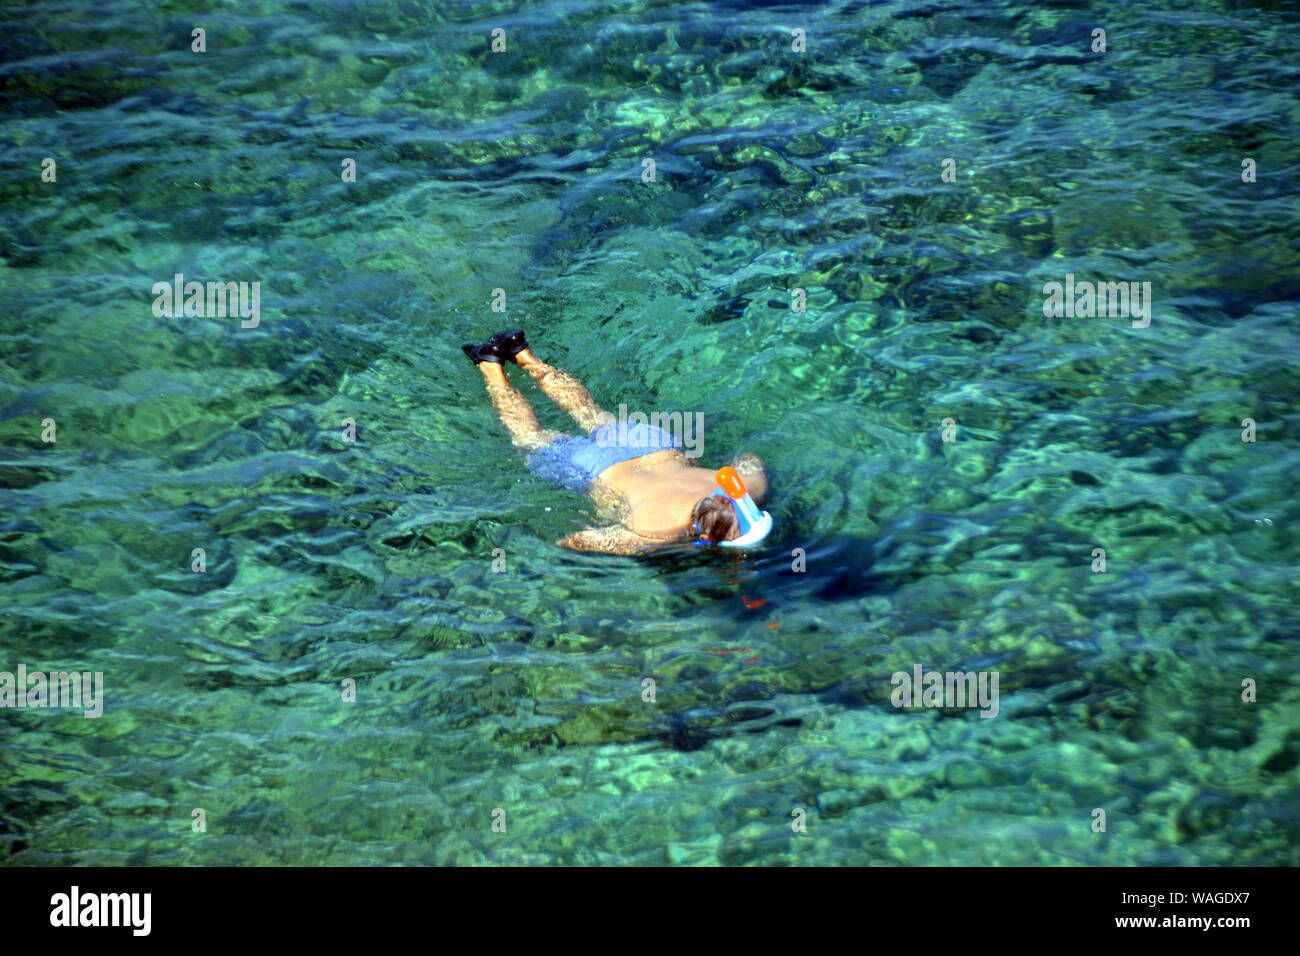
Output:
(588, 450), (770, 542)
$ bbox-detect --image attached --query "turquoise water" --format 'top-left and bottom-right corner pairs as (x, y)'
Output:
(2, 0), (1298, 865)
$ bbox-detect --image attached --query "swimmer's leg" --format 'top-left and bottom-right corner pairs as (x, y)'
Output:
(476, 361), (563, 451)
(515, 348), (611, 433)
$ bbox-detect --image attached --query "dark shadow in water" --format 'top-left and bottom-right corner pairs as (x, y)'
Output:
(656, 705), (804, 753)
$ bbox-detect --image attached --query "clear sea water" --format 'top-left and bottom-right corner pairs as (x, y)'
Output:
(2, 0), (1298, 865)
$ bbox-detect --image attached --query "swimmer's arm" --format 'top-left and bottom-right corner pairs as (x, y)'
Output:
(557, 526), (666, 555)
(731, 452), (769, 505)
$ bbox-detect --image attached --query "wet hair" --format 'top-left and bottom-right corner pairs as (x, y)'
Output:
(692, 495), (737, 544)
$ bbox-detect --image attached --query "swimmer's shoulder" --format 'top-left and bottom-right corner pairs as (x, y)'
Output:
(730, 452), (769, 504)
(557, 523), (686, 555)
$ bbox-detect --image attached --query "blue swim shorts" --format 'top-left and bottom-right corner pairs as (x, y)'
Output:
(527, 422), (682, 492)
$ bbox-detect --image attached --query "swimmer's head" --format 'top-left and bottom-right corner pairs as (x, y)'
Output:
(692, 494), (738, 544)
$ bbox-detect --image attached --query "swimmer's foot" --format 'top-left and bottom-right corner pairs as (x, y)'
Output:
(461, 341), (504, 365)
(489, 328), (529, 363)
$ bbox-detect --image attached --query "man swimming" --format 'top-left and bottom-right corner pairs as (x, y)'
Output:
(463, 329), (770, 555)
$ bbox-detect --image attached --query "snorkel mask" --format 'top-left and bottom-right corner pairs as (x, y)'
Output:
(693, 466), (773, 549)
